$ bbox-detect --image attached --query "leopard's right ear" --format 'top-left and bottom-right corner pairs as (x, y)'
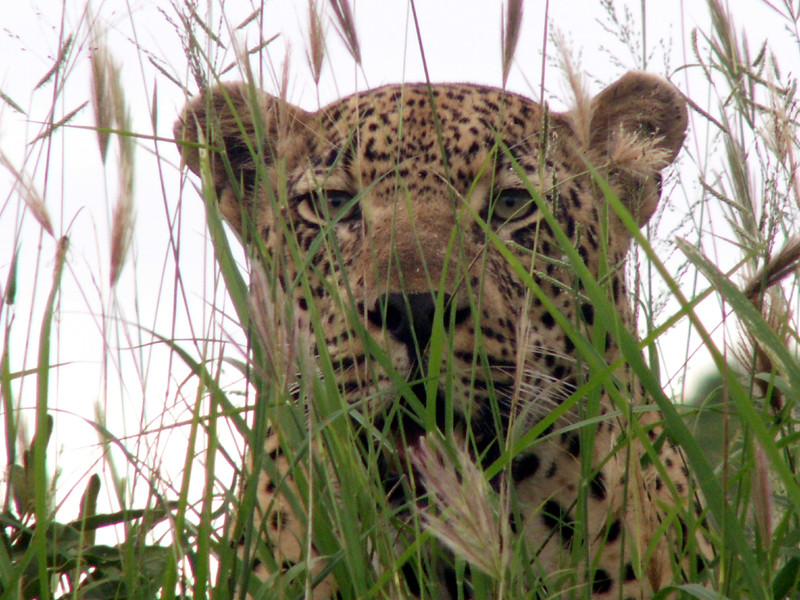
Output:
(174, 82), (309, 212)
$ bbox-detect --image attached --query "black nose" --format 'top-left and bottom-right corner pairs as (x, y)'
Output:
(367, 292), (470, 363)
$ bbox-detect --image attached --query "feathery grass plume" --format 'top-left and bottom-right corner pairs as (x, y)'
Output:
(0, 89), (26, 115)
(280, 44), (292, 105)
(90, 21), (113, 163)
(307, 0), (326, 85)
(0, 151), (53, 236)
(764, 80), (800, 208)
(170, 3), (208, 91)
(35, 34), (73, 90)
(501, 0), (523, 88)
(236, 7), (261, 30)
(707, 0), (746, 108)
(89, 18), (135, 286)
(409, 435), (508, 580)
(553, 31), (592, 148)
(30, 102), (88, 145)
(329, 0), (361, 65)
(249, 261), (311, 390)
(110, 136), (135, 287)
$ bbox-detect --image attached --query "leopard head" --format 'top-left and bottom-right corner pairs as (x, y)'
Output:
(174, 72), (687, 440)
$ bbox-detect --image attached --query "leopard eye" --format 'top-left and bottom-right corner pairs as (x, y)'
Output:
(491, 188), (537, 223)
(305, 189), (360, 222)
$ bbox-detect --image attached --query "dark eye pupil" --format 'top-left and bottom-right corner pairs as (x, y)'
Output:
(490, 188), (538, 224)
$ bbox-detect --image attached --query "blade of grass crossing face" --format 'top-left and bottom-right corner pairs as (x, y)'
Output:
(589, 169), (771, 598)
(491, 145), (766, 596)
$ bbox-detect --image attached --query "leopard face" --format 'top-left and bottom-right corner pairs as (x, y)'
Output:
(176, 74), (684, 434)
(175, 72), (696, 599)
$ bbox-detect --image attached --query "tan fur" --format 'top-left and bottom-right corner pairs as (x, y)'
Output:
(175, 72), (709, 599)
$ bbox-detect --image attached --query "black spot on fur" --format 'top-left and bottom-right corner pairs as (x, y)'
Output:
(562, 432), (580, 457)
(607, 519), (621, 543)
(512, 453), (541, 482)
(269, 510), (289, 529)
(624, 563), (636, 581)
(541, 500), (574, 547)
(696, 554), (707, 574)
(590, 471), (607, 501)
(592, 569), (612, 594)
(581, 303), (595, 325)
(401, 562), (422, 597)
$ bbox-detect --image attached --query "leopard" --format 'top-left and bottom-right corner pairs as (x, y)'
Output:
(174, 71), (712, 599)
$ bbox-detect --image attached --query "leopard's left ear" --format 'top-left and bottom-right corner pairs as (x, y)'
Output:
(587, 72), (688, 226)
(174, 82), (310, 236)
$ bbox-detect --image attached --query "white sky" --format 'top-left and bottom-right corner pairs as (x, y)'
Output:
(0, 0), (796, 529)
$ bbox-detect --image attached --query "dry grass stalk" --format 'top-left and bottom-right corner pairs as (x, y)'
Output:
(307, 0), (326, 85)
(752, 444), (773, 544)
(732, 288), (790, 412)
(328, 0), (361, 65)
(0, 150), (53, 236)
(733, 237), (800, 412)
(501, 0), (524, 88)
(409, 435), (508, 580)
(742, 236), (800, 303)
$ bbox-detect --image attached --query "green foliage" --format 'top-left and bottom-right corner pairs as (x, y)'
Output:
(1, 414), (173, 599)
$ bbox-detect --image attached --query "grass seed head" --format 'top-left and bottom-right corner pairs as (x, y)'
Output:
(0, 151), (53, 236)
(553, 31), (592, 148)
(501, 0), (524, 88)
(329, 0), (361, 65)
(409, 435), (507, 579)
(307, 0), (326, 85)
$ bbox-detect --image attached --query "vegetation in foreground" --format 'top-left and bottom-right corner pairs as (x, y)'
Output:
(2, 0), (800, 598)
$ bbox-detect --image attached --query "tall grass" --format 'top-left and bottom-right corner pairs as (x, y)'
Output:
(1, 0), (800, 599)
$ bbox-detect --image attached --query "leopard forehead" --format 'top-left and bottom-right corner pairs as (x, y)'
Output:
(177, 73), (688, 253)
(291, 83), (554, 205)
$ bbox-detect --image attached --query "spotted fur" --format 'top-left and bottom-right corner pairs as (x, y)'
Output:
(175, 72), (710, 599)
